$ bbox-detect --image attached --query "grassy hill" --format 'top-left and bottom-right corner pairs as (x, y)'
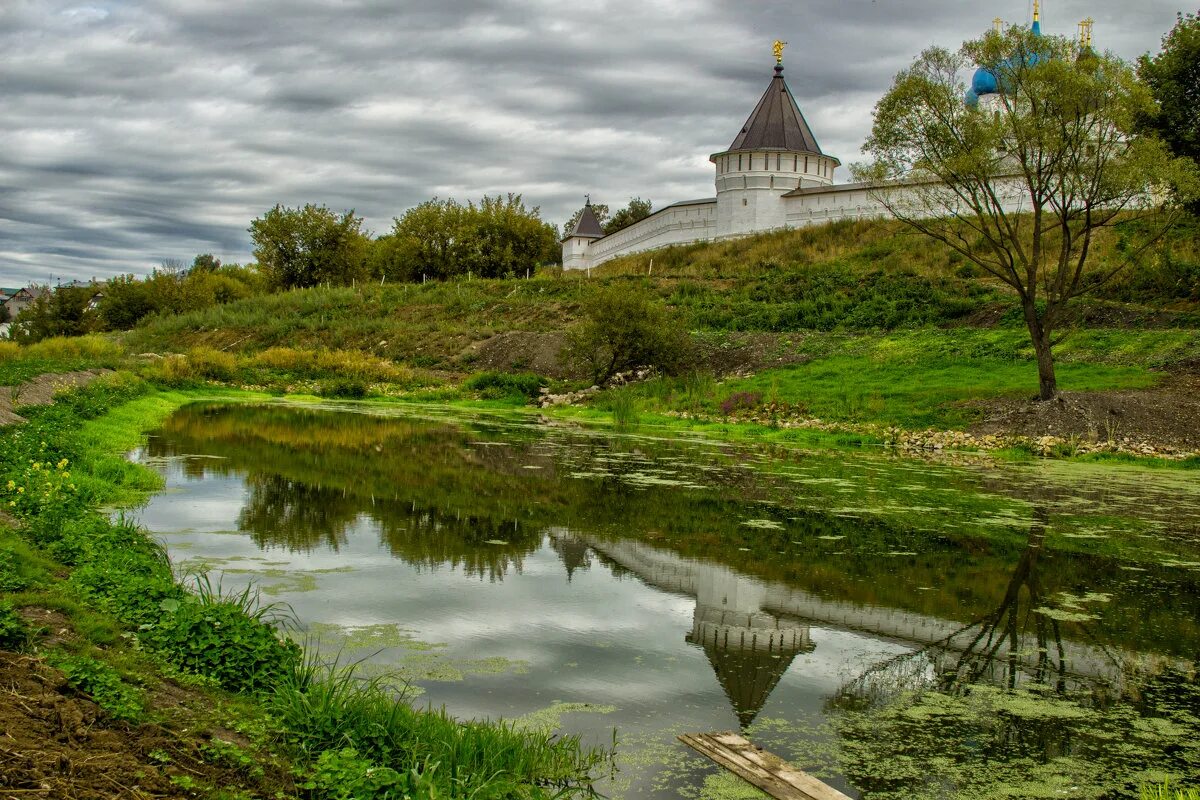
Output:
(123, 216), (1200, 370)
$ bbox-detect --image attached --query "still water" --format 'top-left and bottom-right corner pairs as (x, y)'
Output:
(132, 402), (1200, 799)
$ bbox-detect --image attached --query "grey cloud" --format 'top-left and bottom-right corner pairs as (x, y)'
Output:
(0, 0), (1185, 284)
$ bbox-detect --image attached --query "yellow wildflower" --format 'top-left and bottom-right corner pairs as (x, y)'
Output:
(5, 480), (13, 490)
(16, 487), (24, 494)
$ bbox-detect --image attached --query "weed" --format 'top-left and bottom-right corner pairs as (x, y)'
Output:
(50, 653), (145, 721)
(202, 739), (265, 779)
(719, 391), (762, 417)
(0, 548), (29, 591)
(0, 601), (30, 650)
(300, 747), (438, 800)
(606, 390), (641, 428)
(144, 576), (301, 695)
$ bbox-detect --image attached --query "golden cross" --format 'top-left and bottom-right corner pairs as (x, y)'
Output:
(773, 40), (787, 64)
(1033, 0), (1040, 22)
(993, 16), (1004, 32)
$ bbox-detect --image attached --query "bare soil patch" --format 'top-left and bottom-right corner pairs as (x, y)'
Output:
(0, 649), (291, 799)
(0, 370), (113, 427)
(969, 373), (1200, 451)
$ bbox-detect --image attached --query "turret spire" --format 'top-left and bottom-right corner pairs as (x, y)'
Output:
(1031, 0), (1042, 35)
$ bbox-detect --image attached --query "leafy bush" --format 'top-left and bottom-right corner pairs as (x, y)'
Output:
(0, 549), (29, 591)
(0, 601), (29, 650)
(463, 371), (544, 401)
(51, 654), (145, 721)
(566, 283), (692, 383)
(318, 379), (368, 399)
(142, 580), (301, 695)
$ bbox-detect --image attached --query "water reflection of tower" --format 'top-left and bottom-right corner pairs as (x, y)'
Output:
(687, 568), (814, 728)
(550, 530), (813, 728)
(549, 534), (592, 582)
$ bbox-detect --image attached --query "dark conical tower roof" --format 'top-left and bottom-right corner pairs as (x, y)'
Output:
(728, 64), (824, 154)
(565, 203), (606, 240)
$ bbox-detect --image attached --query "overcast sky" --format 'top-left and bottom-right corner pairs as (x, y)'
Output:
(0, 1), (1188, 285)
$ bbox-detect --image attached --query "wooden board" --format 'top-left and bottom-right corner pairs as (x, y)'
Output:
(678, 732), (852, 800)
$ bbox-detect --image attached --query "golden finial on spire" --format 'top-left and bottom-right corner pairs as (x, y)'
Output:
(773, 40), (787, 65)
(1083, 17), (1094, 47)
(993, 16), (1004, 33)
(1033, 0), (1040, 22)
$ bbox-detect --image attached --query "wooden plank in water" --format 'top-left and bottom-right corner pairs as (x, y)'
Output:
(678, 731), (852, 800)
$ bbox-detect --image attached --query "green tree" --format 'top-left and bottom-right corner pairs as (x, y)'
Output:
(98, 275), (157, 330)
(12, 285), (98, 343)
(467, 194), (558, 278)
(249, 204), (370, 290)
(565, 283), (691, 384)
(857, 27), (1198, 400)
(388, 195), (557, 281)
(191, 253), (222, 273)
(603, 197), (653, 234)
(388, 198), (471, 281)
(1139, 12), (1200, 214)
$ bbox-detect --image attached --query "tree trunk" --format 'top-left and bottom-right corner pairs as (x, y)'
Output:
(1023, 300), (1058, 400)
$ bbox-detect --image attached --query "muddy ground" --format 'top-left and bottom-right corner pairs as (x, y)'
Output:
(968, 372), (1200, 451)
(0, 639), (292, 800)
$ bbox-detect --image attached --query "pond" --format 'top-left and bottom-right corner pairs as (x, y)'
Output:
(131, 402), (1200, 799)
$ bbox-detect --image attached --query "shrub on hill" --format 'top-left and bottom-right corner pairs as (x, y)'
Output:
(566, 283), (692, 384)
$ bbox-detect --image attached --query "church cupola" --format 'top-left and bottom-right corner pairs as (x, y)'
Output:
(710, 42), (841, 238)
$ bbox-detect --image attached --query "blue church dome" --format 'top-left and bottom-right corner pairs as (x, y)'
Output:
(964, 88), (980, 107)
(971, 67), (1000, 95)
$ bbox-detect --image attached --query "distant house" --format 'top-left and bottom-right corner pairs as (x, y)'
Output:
(2, 287), (47, 320)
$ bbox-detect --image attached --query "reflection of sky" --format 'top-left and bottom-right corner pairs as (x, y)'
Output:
(136, 452), (908, 797)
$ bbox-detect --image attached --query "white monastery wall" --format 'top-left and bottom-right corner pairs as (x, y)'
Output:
(581, 200), (717, 269)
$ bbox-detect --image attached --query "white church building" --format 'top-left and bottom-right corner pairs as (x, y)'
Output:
(561, 4), (1073, 271)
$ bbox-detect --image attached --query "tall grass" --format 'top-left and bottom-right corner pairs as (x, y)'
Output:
(1142, 782), (1200, 800)
(272, 655), (609, 797)
(0, 335), (126, 385)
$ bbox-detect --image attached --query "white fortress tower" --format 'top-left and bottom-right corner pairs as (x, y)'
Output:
(560, 42), (848, 272)
(710, 49), (839, 238)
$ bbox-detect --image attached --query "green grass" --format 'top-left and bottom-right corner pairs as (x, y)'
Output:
(707, 357), (1153, 428)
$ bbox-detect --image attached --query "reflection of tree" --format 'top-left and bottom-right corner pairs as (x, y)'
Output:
(241, 475), (360, 552)
(941, 507), (1067, 693)
(828, 509), (1200, 799)
(376, 506), (538, 582)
